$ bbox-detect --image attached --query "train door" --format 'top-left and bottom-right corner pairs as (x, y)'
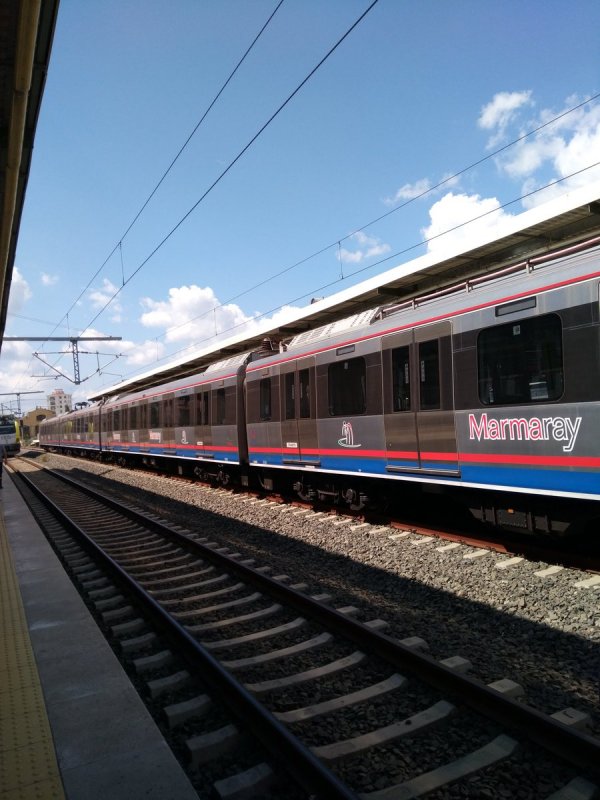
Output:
(194, 387), (209, 457)
(383, 331), (419, 470)
(280, 357), (318, 465)
(383, 321), (458, 475)
(414, 321), (458, 473)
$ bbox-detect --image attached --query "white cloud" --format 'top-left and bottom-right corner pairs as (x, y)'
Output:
(384, 172), (462, 207)
(422, 192), (515, 254)
(41, 272), (59, 286)
(7, 267), (32, 314)
(420, 92), (600, 253)
(478, 90), (533, 147)
(118, 338), (166, 367)
(384, 178), (432, 205)
(88, 278), (123, 323)
(495, 97), (600, 207)
(139, 284), (303, 350)
(338, 231), (391, 264)
(2, 339), (35, 359)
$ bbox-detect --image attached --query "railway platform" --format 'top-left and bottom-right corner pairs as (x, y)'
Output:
(0, 472), (198, 800)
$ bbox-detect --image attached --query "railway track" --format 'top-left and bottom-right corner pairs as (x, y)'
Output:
(10, 458), (600, 800)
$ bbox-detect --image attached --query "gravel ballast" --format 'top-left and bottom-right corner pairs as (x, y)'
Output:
(31, 452), (600, 734)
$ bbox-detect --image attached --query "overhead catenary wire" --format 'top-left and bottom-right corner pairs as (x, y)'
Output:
(29, 8), (597, 352)
(11, 0), (381, 401)
(11, 0), (287, 394)
(78, 0), (382, 335)
(151, 92), (600, 344)
(41, 0), (287, 344)
(96, 163), (600, 386)
(11, 9), (598, 400)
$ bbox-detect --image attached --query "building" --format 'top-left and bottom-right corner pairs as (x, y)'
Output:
(47, 389), (72, 416)
(21, 407), (55, 441)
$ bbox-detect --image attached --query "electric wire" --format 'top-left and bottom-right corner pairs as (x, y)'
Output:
(150, 92), (600, 343)
(10, 16), (599, 401)
(95, 162), (600, 388)
(37, 0), (287, 345)
(12, 0), (287, 391)
(78, 0), (381, 335)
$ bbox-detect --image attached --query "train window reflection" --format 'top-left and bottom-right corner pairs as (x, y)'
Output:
(176, 395), (191, 427)
(163, 396), (174, 429)
(139, 402), (148, 430)
(284, 373), (295, 420)
(419, 340), (440, 410)
(150, 401), (160, 428)
(260, 378), (272, 421)
(392, 346), (411, 411)
(299, 369), (311, 418)
(328, 357), (366, 416)
(478, 313), (564, 405)
(216, 388), (226, 425)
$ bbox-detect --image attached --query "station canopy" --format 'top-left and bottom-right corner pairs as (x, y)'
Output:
(0, 0), (59, 352)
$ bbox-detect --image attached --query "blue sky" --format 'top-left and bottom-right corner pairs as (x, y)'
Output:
(3, 0), (600, 412)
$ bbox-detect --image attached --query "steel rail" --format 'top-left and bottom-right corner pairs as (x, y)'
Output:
(15, 468), (361, 800)
(26, 466), (600, 777)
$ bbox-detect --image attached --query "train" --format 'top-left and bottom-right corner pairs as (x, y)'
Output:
(38, 231), (600, 537)
(0, 414), (21, 456)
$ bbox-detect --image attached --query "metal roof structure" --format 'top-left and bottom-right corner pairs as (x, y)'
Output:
(0, 0), (59, 352)
(90, 179), (600, 400)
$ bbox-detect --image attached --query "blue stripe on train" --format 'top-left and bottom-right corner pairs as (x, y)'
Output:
(250, 452), (598, 495)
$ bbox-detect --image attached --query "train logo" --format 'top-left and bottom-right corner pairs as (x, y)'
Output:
(468, 413), (582, 453)
(338, 421), (361, 449)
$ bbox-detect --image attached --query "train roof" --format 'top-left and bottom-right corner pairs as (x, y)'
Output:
(89, 180), (600, 401)
(101, 351), (255, 407)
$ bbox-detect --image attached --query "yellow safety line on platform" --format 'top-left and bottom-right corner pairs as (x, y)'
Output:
(0, 507), (65, 800)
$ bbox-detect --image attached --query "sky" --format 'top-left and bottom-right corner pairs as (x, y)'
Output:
(3, 0), (600, 414)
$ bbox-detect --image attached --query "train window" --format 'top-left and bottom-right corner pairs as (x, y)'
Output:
(204, 392), (209, 425)
(113, 409), (121, 431)
(139, 402), (148, 429)
(150, 401), (160, 428)
(478, 313), (564, 405)
(328, 357), (366, 416)
(284, 373), (295, 420)
(176, 394), (191, 427)
(392, 346), (411, 411)
(216, 388), (226, 425)
(163, 396), (174, 429)
(260, 378), (272, 421)
(419, 340), (440, 410)
(196, 392), (208, 425)
(299, 369), (311, 418)
(129, 405), (137, 429)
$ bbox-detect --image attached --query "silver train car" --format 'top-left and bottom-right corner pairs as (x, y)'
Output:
(40, 234), (600, 535)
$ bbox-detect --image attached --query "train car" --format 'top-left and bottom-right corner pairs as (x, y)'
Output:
(38, 404), (102, 455)
(98, 351), (254, 484)
(245, 235), (600, 533)
(38, 224), (600, 535)
(0, 414), (20, 456)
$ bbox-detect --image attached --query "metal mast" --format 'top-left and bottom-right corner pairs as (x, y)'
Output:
(4, 336), (122, 385)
